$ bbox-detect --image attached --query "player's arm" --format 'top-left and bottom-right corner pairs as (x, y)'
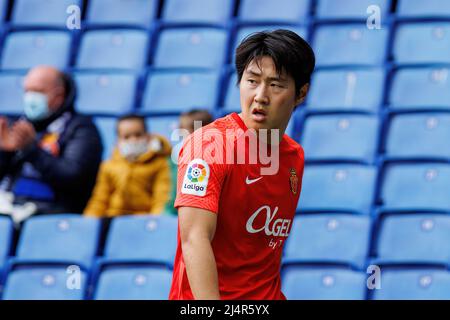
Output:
(179, 206), (220, 300)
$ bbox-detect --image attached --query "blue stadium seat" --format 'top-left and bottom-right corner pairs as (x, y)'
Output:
(307, 68), (384, 113)
(0, 72), (26, 115)
(11, 0), (82, 27)
(282, 266), (367, 300)
(14, 215), (101, 269)
(94, 117), (117, 160)
(238, 0), (310, 23)
(141, 70), (219, 113)
(103, 215), (177, 267)
(397, 0), (450, 18)
(393, 22), (450, 65)
(3, 267), (87, 300)
(223, 72), (239, 112)
(146, 116), (180, 145)
(86, 0), (158, 28)
(154, 27), (228, 68)
(161, 0), (234, 24)
(374, 214), (450, 266)
(389, 67), (450, 110)
(298, 164), (377, 214)
(385, 113), (450, 160)
(313, 24), (388, 67)
(301, 114), (379, 163)
(76, 29), (149, 70)
(284, 214), (371, 269)
(316, 0), (390, 20)
(372, 269), (450, 300)
(75, 72), (137, 115)
(0, 0), (8, 23)
(0, 216), (13, 270)
(379, 163), (450, 211)
(94, 266), (172, 300)
(232, 25), (308, 59)
(1, 31), (71, 70)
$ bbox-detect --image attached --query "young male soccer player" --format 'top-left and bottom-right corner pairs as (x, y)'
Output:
(169, 29), (315, 300)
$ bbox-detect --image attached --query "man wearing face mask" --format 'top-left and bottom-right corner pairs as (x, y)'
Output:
(83, 114), (173, 217)
(0, 66), (103, 220)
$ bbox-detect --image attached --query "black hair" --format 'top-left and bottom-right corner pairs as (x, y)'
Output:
(235, 29), (315, 97)
(117, 114), (147, 132)
(181, 109), (213, 126)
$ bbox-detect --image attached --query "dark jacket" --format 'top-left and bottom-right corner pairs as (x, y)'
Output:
(0, 113), (103, 214)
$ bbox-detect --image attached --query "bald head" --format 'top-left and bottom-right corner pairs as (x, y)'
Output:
(24, 65), (66, 113)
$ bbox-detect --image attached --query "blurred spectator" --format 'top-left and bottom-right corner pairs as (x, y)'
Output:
(84, 114), (172, 217)
(0, 66), (103, 222)
(166, 109), (213, 215)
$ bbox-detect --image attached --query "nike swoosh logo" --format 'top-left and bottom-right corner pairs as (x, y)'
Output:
(246, 176), (263, 185)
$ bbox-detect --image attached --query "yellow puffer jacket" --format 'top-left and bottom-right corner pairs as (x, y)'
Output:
(83, 134), (173, 217)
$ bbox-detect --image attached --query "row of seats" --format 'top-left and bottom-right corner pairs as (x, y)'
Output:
(2, 66), (450, 116)
(301, 112), (450, 163)
(299, 163), (450, 214)
(283, 267), (450, 300)
(2, 21), (450, 71)
(0, 214), (177, 299)
(1, 213), (450, 299)
(4, 0), (450, 27)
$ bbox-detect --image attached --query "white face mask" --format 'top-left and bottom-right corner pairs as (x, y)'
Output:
(23, 91), (50, 121)
(118, 139), (149, 161)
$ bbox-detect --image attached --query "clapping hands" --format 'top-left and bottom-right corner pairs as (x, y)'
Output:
(0, 117), (36, 152)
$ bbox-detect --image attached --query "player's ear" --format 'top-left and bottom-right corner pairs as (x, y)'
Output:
(295, 83), (309, 106)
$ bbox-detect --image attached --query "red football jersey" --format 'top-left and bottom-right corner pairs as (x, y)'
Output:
(169, 112), (304, 300)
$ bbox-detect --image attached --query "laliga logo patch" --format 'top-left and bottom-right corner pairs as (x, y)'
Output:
(182, 159), (210, 196)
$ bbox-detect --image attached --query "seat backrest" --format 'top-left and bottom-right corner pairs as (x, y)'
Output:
(94, 266), (172, 300)
(380, 163), (450, 211)
(16, 215), (101, 269)
(11, 0), (82, 27)
(3, 267), (87, 300)
(238, 0), (310, 23)
(375, 214), (450, 265)
(86, 0), (158, 28)
(316, 0), (390, 20)
(76, 29), (149, 70)
(75, 72), (137, 115)
(372, 269), (450, 300)
(142, 70), (219, 113)
(162, 0), (234, 24)
(154, 27), (227, 68)
(307, 68), (384, 113)
(104, 215), (178, 266)
(1, 31), (71, 70)
(284, 214), (371, 269)
(313, 24), (388, 67)
(301, 114), (379, 163)
(385, 113), (450, 159)
(298, 164), (377, 214)
(393, 22), (450, 65)
(0, 72), (26, 115)
(397, 0), (450, 18)
(282, 266), (367, 300)
(389, 67), (450, 110)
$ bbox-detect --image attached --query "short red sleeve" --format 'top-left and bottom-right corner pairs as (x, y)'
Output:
(174, 128), (229, 214)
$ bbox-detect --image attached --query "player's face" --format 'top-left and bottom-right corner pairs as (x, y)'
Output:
(239, 56), (307, 139)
